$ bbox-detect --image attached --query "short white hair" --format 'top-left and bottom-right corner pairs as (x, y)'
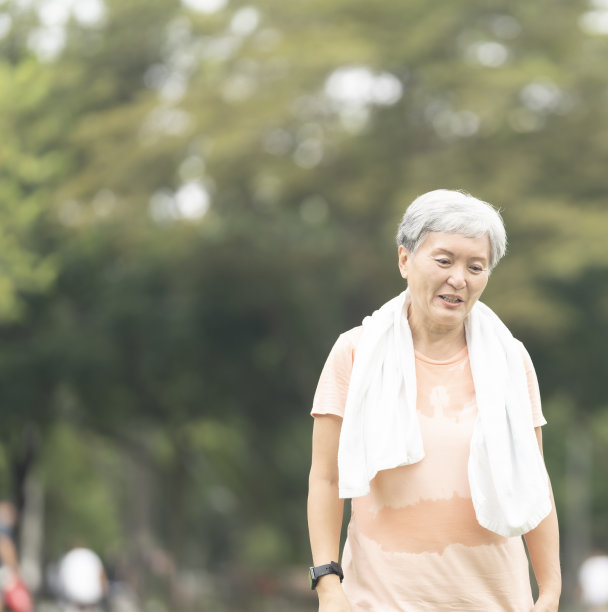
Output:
(395, 189), (507, 270)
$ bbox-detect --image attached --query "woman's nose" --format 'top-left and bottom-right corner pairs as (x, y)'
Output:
(447, 267), (466, 289)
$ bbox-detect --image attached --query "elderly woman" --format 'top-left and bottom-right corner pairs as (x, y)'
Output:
(307, 190), (561, 611)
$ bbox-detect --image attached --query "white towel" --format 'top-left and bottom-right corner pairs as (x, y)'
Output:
(337, 290), (551, 537)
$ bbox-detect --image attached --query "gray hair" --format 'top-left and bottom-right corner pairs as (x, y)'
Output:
(395, 189), (507, 271)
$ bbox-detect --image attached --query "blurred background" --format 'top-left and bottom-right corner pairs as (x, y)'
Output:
(0, 0), (607, 610)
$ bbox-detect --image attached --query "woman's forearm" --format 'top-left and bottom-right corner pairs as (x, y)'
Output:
(308, 476), (344, 566)
(525, 428), (561, 608)
(308, 475), (350, 607)
(524, 483), (561, 607)
(307, 415), (349, 602)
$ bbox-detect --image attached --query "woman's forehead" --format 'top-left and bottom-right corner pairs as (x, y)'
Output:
(419, 231), (490, 259)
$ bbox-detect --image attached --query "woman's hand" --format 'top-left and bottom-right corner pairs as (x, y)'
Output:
(316, 574), (352, 611)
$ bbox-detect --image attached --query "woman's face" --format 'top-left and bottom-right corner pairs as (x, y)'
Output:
(398, 231), (491, 333)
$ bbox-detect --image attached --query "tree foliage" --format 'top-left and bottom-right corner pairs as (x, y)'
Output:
(1, 0), (608, 608)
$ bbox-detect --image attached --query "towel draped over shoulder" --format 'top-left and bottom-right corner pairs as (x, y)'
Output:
(337, 290), (551, 538)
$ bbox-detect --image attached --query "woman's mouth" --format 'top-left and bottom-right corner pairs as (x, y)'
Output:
(439, 295), (463, 304)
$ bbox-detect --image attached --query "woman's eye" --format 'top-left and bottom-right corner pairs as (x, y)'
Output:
(470, 265), (484, 273)
(436, 258), (450, 265)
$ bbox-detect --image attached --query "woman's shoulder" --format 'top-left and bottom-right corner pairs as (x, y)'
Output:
(338, 325), (364, 344)
(513, 338), (534, 367)
(324, 325), (364, 367)
(334, 325), (364, 355)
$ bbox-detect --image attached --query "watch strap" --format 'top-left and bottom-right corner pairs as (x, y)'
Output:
(309, 560), (344, 590)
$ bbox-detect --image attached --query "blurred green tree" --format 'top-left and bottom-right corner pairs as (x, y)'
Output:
(1, 0), (608, 608)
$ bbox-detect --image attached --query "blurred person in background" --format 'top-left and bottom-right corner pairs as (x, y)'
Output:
(55, 545), (108, 611)
(0, 502), (20, 578)
(307, 190), (561, 611)
(0, 501), (33, 612)
(579, 552), (608, 612)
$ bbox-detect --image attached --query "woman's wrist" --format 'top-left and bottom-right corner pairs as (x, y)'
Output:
(538, 577), (561, 598)
(536, 590), (560, 607)
(315, 573), (343, 596)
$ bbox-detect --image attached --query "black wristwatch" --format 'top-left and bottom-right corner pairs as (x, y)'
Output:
(308, 560), (344, 590)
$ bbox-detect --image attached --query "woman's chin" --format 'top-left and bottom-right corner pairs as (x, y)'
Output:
(431, 305), (468, 328)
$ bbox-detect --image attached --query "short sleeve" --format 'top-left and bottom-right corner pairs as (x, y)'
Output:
(311, 327), (362, 418)
(518, 341), (547, 428)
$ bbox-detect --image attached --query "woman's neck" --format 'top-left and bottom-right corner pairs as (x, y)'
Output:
(407, 309), (466, 360)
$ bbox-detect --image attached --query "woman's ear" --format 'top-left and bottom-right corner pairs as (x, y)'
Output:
(397, 245), (409, 279)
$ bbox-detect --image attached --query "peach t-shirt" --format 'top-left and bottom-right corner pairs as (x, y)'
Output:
(311, 326), (546, 612)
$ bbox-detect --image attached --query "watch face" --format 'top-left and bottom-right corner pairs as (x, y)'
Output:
(308, 567), (315, 590)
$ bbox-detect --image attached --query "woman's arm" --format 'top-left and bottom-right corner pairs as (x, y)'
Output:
(524, 427), (561, 612)
(307, 414), (352, 611)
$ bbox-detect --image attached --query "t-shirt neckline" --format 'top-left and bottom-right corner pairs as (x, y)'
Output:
(414, 345), (468, 365)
